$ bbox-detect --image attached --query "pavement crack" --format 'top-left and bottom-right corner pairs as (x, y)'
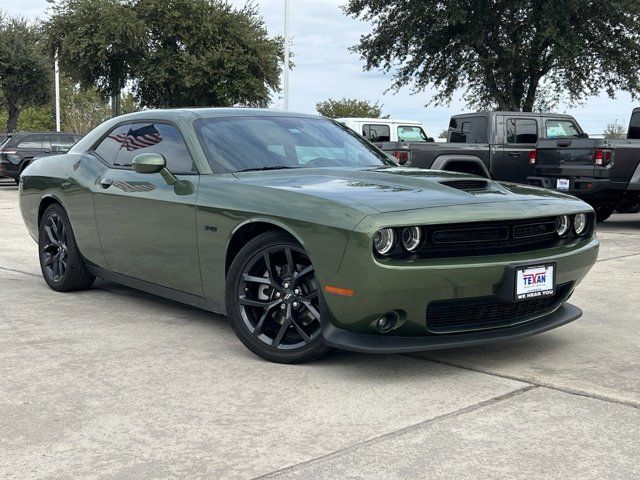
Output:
(596, 252), (640, 263)
(412, 357), (640, 410)
(253, 385), (536, 479)
(0, 265), (40, 278)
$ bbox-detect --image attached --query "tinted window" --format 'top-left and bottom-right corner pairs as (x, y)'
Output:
(397, 126), (428, 142)
(17, 134), (42, 149)
(362, 124), (390, 142)
(95, 123), (195, 173)
(449, 117), (487, 143)
(545, 119), (580, 139)
(50, 134), (79, 153)
(628, 112), (640, 139)
(195, 116), (391, 173)
(94, 124), (131, 164)
(507, 118), (538, 143)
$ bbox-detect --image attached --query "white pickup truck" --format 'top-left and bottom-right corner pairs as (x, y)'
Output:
(335, 118), (434, 143)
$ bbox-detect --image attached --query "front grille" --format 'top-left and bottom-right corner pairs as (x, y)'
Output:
(415, 217), (572, 258)
(426, 284), (570, 334)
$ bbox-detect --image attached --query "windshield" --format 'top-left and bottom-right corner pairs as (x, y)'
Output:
(194, 116), (393, 173)
(545, 119), (581, 139)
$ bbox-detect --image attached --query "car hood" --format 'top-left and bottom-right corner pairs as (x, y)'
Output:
(233, 167), (576, 213)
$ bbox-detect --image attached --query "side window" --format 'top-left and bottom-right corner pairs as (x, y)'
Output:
(545, 119), (580, 139)
(113, 123), (196, 174)
(362, 124), (390, 142)
(397, 126), (428, 142)
(452, 117), (488, 143)
(506, 118), (538, 143)
(17, 134), (42, 149)
(628, 111), (640, 139)
(94, 124), (132, 165)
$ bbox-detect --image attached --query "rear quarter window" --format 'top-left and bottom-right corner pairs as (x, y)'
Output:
(449, 116), (487, 143)
(629, 111), (640, 139)
(545, 119), (581, 139)
(362, 124), (390, 142)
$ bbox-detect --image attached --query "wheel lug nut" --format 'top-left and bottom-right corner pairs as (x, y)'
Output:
(280, 303), (286, 310)
(283, 282), (290, 289)
(275, 292), (281, 298)
(293, 288), (301, 295)
(292, 301), (299, 309)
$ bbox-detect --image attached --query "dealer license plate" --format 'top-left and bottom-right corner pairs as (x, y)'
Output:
(556, 178), (570, 190)
(515, 264), (555, 300)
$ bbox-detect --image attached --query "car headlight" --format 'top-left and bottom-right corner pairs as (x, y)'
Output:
(556, 215), (570, 236)
(373, 228), (395, 255)
(574, 213), (587, 235)
(401, 226), (423, 252)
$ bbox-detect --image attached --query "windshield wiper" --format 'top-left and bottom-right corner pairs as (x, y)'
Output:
(235, 166), (299, 173)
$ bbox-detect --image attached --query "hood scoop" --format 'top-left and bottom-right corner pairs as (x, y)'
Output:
(440, 179), (490, 192)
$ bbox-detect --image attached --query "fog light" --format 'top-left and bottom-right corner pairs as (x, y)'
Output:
(375, 311), (399, 332)
(373, 228), (395, 255)
(556, 215), (570, 236)
(574, 213), (587, 235)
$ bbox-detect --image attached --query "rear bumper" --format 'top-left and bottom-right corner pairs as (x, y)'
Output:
(322, 302), (582, 354)
(0, 161), (19, 179)
(528, 175), (628, 196)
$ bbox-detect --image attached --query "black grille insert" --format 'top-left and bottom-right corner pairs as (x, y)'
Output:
(426, 284), (570, 334)
(440, 180), (489, 191)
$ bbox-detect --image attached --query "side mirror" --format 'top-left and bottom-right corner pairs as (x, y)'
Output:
(132, 153), (177, 185)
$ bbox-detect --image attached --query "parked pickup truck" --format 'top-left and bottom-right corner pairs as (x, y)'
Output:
(371, 111), (588, 182)
(528, 108), (640, 222)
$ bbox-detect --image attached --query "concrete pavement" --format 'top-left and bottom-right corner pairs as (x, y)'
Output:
(1, 179), (639, 479)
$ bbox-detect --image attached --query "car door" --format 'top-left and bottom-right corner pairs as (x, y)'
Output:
(91, 122), (203, 295)
(498, 117), (538, 183)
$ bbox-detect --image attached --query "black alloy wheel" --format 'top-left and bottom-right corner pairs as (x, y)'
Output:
(41, 212), (68, 283)
(38, 204), (95, 292)
(226, 231), (332, 363)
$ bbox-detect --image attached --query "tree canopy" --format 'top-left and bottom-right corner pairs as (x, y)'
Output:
(316, 97), (383, 118)
(134, 0), (283, 108)
(46, 0), (145, 116)
(603, 120), (627, 139)
(0, 16), (51, 132)
(345, 0), (640, 112)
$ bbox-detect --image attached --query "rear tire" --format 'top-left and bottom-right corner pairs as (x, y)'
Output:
(592, 203), (615, 223)
(225, 231), (332, 364)
(38, 204), (95, 292)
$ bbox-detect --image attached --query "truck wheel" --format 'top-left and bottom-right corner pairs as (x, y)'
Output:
(592, 203), (615, 223)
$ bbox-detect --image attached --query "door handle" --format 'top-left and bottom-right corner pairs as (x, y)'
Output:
(100, 178), (113, 189)
(508, 152), (523, 157)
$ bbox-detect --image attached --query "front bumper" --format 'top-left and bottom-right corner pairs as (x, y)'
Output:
(322, 302), (582, 353)
(317, 224), (599, 353)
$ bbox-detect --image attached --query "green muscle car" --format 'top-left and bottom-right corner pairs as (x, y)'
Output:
(19, 109), (599, 363)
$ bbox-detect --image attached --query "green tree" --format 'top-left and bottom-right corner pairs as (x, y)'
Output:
(603, 120), (627, 139)
(46, 0), (145, 116)
(0, 16), (52, 132)
(345, 0), (640, 111)
(438, 129), (448, 139)
(133, 0), (283, 108)
(316, 98), (383, 118)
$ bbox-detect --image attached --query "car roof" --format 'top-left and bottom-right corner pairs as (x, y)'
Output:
(111, 108), (323, 123)
(452, 111), (576, 120)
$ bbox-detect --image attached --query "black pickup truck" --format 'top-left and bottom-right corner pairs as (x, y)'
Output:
(375, 111), (588, 182)
(528, 108), (640, 222)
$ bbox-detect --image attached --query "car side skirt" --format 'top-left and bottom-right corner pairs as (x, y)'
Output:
(86, 265), (222, 314)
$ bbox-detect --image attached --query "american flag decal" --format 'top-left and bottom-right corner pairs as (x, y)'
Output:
(108, 124), (163, 151)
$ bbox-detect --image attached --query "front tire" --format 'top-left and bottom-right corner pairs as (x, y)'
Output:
(592, 203), (615, 223)
(225, 231), (332, 364)
(38, 204), (95, 292)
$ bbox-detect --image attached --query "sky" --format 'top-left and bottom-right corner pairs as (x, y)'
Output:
(2, 0), (636, 136)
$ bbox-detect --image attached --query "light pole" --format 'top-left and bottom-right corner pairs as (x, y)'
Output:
(46, 0), (61, 132)
(283, 0), (290, 111)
